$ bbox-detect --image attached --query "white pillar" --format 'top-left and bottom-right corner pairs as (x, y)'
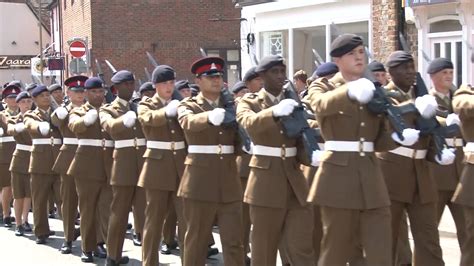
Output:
(288, 27), (294, 78)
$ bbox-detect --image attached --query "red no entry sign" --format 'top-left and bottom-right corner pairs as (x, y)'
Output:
(69, 41), (86, 58)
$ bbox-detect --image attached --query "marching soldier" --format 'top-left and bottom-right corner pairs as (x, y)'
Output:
(99, 70), (146, 265)
(138, 82), (155, 99)
(427, 58), (466, 253)
(243, 66), (263, 93)
(177, 56), (244, 266)
(306, 34), (401, 265)
(452, 84), (474, 266)
(51, 76), (87, 254)
(367, 60), (389, 86)
(24, 85), (62, 244)
(378, 51), (451, 265)
(175, 80), (192, 99)
(68, 77), (113, 263)
(7, 91), (33, 236)
(0, 84), (20, 227)
(236, 55), (315, 265)
(48, 84), (64, 106)
(137, 65), (186, 266)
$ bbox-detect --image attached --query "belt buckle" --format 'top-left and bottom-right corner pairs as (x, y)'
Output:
(217, 144), (222, 155)
(281, 147), (286, 159)
(50, 136), (54, 146)
(134, 138), (138, 150)
(359, 141), (365, 157)
(102, 139), (106, 150)
(411, 149), (417, 159)
(170, 141), (175, 151)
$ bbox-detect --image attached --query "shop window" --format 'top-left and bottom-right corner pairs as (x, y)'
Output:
(429, 20), (462, 33)
(260, 30), (288, 58)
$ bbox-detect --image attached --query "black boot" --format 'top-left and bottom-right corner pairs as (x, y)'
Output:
(132, 232), (142, 246)
(60, 241), (72, 254)
(93, 242), (107, 258)
(81, 251), (93, 263)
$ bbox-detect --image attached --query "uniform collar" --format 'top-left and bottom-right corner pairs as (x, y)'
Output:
(263, 88), (283, 104)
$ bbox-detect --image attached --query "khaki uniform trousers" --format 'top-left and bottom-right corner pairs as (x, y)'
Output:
(47, 182), (62, 217)
(391, 199), (444, 266)
(11, 172), (31, 199)
(461, 206), (474, 266)
(241, 178), (251, 255)
(60, 174), (78, 242)
(250, 192), (315, 266)
(183, 199), (244, 266)
(142, 189), (185, 266)
(30, 173), (60, 237)
(75, 178), (112, 252)
(437, 190), (466, 248)
(318, 206), (392, 266)
(107, 185), (146, 261)
(162, 199), (178, 245)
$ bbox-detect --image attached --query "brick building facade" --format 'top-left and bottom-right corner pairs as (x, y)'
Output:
(56, 0), (241, 84)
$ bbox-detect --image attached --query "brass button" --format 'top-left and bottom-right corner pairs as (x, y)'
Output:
(220, 156), (223, 160)
(360, 122), (365, 127)
(173, 151), (177, 155)
(133, 126), (136, 130)
(360, 152), (365, 157)
(280, 130), (284, 134)
(171, 130), (175, 134)
(359, 106), (364, 110)
(338, 111), (344, 114)
(219, 131), (223, 135)
(360, 137), (365, 141)
(282, 144), (286, 148)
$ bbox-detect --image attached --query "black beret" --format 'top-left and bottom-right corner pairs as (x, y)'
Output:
(191, 57), (225, 77)
(368, 61), (386, 72)
(47, 84), (63, 93)
(64, 75), (88, 91)
(231, 81), (247, 94)
(139, 82), (154, 93)
(2, 84), (21, 99)
(175, 80), (190, 91)
(243, 67), (259, 82)
(330, 34), (364, 57)
(386, 51), (413, 68)
(152, 65), (176, 83)
(255, 55), (285, 73)
(31, 85), (48, 97)
(25, 83), (38, 92)
(85, 77), (104, 90)
(15, 91), (31, 103)
(427, 58), (453, 74)
(111, 70), (135, 84)
(315, 62), (339, 78)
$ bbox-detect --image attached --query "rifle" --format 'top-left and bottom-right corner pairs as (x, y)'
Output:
(96, 59), (115, 103)
(220, 87), (252, 151)
(144, 67), (152, 81)
(399, 32), (460, 159)
(281, 81), (321, 162)
(312, 49), (324, 67)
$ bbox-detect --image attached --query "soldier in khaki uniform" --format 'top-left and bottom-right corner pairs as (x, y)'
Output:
(426, 58), (466, 251)
(177, 56), (244, 266)
(68, 77), (113, 263)
(51, 76), (88, 254)
(137, 65), (186, 266)
(6, 91), (33, 236)
(378, 51), (453, 266)
(452, 84), (474, 266)
(306, 34), (403, 265)
(24, 85), (62, 244)
(236, 55), (316, 266)
(0, 84), (20, 227)
(99, 70), (146, 266)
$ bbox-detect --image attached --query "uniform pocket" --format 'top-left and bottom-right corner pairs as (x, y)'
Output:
(248, 156), (271, 169)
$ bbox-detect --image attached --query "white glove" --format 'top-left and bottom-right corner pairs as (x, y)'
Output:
(446, 113), (461, 126)
(435, 148), (456, 165)
(54, 107), (68, 120)
(38, 121), (50, 136)
(208, 108), (226, 126)
(311, 150), (324, 167)
(415, 95), (438, 119)
(84, 109), (98, 126)
(0, 127), (3, 136)
(272, 99), (298, 117)
(391, 128), (420, 146)
(165, 99), (180, 117)
(123, 111), (137, 128)
(347, 78), (375, 104)
(15, 122), (25, 133)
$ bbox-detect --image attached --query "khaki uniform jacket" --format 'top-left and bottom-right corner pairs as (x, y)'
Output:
(52, 103), (79, 174)
(0, 109), (18, 166)
(24, 107), (61, 175)
(428, 89), (463, 191)
(7, 113), (32, 174)
(68, 102), (113, 182)
(452, 85), (474, 206)
(376, 82), (438, 204)
(305, 73), (396, 210)
(177, 93), (242, 203)
(137, 94), (186, 191)
(100, 98), (145, 186)
(236, 89), (310, 208)
(234, 96), (251, 178)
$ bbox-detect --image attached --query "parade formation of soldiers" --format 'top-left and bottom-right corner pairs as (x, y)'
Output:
(0, 32), (474, 266)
